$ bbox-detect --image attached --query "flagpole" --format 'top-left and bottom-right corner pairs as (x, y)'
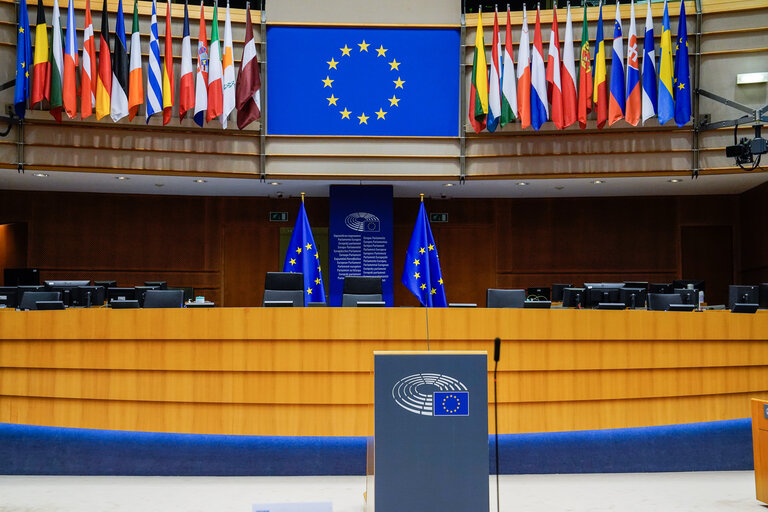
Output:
(420, 193), (429, 351)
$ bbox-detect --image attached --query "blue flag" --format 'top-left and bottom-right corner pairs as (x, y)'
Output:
(283, 201), (326, 305)
(266, 26), (460, 136)
(402, 202), (447, 307)
(433, 391), (469, 416)
(673, 0), (691, 127)
(14, 0), (32, 118)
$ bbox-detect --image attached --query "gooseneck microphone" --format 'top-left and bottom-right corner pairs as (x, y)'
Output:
(494, 336), (501, 363)
(493, 337), (501, 512)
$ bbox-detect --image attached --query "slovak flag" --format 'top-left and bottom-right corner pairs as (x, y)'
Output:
(625, 0), (641, 126)
(517, 5), (531, 129)
(546, 5), (563, 130)
(530, 5), (549, 131)
(608, 1), (625, 125)
(486, 7), (502, 132)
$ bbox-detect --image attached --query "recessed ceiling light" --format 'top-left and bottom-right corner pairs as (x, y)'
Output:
(444, 183), (454, 187)
(592, 180), (605, 184)
(154, 183), (164, 187)
(193, 179), (207, 183)
(115, 176), (130, 180)
(668, 178), (682, 183)
(270, 182), (281, 186)
(554, 185), (565, 190)
(33, 173), (48, 177)
(517, 181), (529, 186)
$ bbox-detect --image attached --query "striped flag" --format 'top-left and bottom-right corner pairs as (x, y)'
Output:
(625, 0), (641, 126)
(94, 0), (111, 120)
(235, 2), (261, 130)
(206, 2), (223, 123)
(577, 2), (592, 129)
(179, 0), (194, 121)
(641, 0), (657, 124)
(63, 0), (78, 119)
(546, 5), (563, 130)
(674, 0), (691, 127)
(592, 1), (608, 129)
(657, 0), (674, 125)
(608, 1), (625, 125)
(517, 5), (531, 129)
(31, 0), (50, 108)
(14, 0), (32, 118)
(561, 4), (577, 128)
(80, 0), (96, 118)
(111, 0), (129, 122)
(530, 6), (548, 131)
(145, 0), (162, 123)
(486, 7), (502, 133)
(500, 6), (517, 126)
(128, 0), (143, 120)
(50, 0), (63, 122)
(193, 1), (208, 127)
(468, 7), (487, 133)
(220, 1), (236, 128)
(162, 0), (174, 125)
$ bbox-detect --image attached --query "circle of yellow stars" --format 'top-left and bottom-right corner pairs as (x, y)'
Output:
(322, 40), (405, 124)
(411, 244), (443, 296)
(287, 242), (323, 296)
(441, 393), (461, 414)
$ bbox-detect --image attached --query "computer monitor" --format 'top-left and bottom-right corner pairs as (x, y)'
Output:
(674, 288), (698, 306)
(144, 281), (168, 290)
(142, 290), (184, 308)
(106, 287), (136, 302)
(0, 287), (18, 308)
(649, 283), (673, 294)
(728, 285), (759, 309)
(584, 287), (621, 308)
(95, 280), (118, 289)
(561, 287), (585, 308)
(45, 280), (91, 287)
(760, 284), (768, 309)
(551, 284), (573, 302)
(168, 286), (195, 303)
(583, 282), (624, 289)
(36, 301), (66, 310)
(17, 285), (45, 303)
(672, 279), (706, 293)
(648, 293), (686, 311)
(526, 287), (551, 301)
(73, 286), (106, 307)
(48, 286), (78, 307)
(4, 268), (39, 286)
(134, 286), (160, 307)
(619, 288), (647, 309)
(19, 291), (61, 310)
(623, 281), (648, 291)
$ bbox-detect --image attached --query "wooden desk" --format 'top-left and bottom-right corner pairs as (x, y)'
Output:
(752, 399), (768, 504)
(1, 308), (767, 436)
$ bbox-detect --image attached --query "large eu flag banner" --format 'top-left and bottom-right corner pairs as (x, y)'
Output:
(267, 26), (460, 136)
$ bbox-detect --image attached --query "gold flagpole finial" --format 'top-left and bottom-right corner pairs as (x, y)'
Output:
(419, 193), (424, 203)
(301, 192), (305, 203)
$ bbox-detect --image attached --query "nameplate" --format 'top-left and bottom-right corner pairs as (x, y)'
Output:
(252, 503), (332, 512)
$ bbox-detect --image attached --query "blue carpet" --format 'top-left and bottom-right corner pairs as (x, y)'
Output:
(0, 419), (753, 476)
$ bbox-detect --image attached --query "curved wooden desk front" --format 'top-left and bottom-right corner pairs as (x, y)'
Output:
(1, 307), (767, 436)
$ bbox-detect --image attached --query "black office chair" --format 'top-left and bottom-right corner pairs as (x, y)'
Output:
(19, 291), (62, 310)
(342, 276), (383, 307)
(647, 293), (684, 311)
(143, 289), (185, 308)
(263, 272), (305, 307)
(486, 289), (526, 308)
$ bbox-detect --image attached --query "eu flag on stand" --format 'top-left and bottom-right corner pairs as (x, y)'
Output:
(402, 201), (447, 307)
(283, 199), (326, 305)
(14, 0), (32, 118)
(673, 0), (691, 127)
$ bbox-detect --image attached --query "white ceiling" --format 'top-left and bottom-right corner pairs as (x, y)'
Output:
(1, 168), (768, 199)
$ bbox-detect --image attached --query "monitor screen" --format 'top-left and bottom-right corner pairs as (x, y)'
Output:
(73, 286), (106, 307)
(45, 280), (91, 287)
(649, 283), (673, 294)
(106, 287), (137, 302)
(551, 284), (573, 302)
(672, 279), (706, 293)
(3, 268), (39, 286)
(584, 287), (621, 308)
(673, 288), (698, 306)
(760, 283), (768, 309)
(0, 287), (18, 308)
(619, 288), (647, 309)
(561, 288), (585, 308)
(526, 287), (550, 301)
(623, 281), (648, 290)
(728, 285), (759, 309)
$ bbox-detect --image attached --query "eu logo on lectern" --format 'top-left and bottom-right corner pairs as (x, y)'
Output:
(266, 26), (460, 136)
(433, 391), (469, 416)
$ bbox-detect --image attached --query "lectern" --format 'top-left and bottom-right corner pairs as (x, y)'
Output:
(366, 351), (489, 512)
(752, 399), (768, 504)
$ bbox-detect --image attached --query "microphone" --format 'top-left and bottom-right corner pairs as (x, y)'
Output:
(493, 337), (501, 362)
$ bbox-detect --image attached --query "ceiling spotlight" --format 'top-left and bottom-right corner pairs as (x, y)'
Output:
(443, 183), (454, 187)
(592, 179), (605, 184)
(554, 185), (565, 190)
(668, 178), (682, 183)
(154, 183), (165, 187)
(270, 182), (281, 186)
(115, 176), (130, 180)
(33, 173), (49, 177)
(193, 179), (207, 183)
(517, 181), (529, 186)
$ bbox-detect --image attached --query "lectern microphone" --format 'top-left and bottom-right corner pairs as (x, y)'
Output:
(494, 337), (501, 362)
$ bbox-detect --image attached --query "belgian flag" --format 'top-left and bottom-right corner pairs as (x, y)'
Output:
(31, 0), (50, 107)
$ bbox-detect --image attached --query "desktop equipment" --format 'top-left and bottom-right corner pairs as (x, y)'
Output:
(17, 285), (45, 303)
(648, 293), (686, 311)
(356, 301), (386, 307)
(673, 279), (706, 293)
(486, 289), (526, 308)
(668, 304), (697, 312)
(4, 268), (39, 286)
(19, 291), (61, 310)
(169, 286), (195, 303)
(619, 287), (648, 309)
(106, 287), (137, 302)
(760, 284), (768, 309)
(448, 303), (477, 308)
(44, 280), (91, 287)
(526, 287), (551, 301)
(264, 300), (295, 307)
(596, 302), (626, 310)
(524, 300), (551, 309)
(144, 281), (168, 290)
(134, 286), (160, 307)
(36, 301), (66, 310)
(561, 288), (585, 308)
(143, 290), (184, 308)
(263, 272), (305, 307)
(584, 286), (621, 308)
(728, 285), (759, 310)
(551, 284), (574, 302)
(73, 286), (106, 307)
(110, 299), (140, 309)
(94, 280), (118, 289)
(623, 281), (648, 290)
(649, 283), (673, 294)
(0, 287), (18, 308)
(731, 303), (759, 314)
(674, 288), (699, 306)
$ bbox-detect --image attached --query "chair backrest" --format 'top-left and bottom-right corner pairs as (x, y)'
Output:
(342, 293), (384, 307)
(343, 276), (383, 295)
(143, 289), (185, 308)
(19, 291), (61, 310)
(263, 289), (305, 307)
(486, 289), (526, 308)
(647, 293), (684, 311)
(265, 272), (304, 291)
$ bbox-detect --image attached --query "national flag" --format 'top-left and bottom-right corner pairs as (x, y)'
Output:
(235, 2), (260, 129)
(593, 1), (608, 129)
(577, 2), (592, 129)
(128, 0), (143, 120)
(162, 0), (174, 125)
(625, 0), (641, 126)
(94, 0), (111, 120)
(641, 0), (657, 124)
(546, 5), (564, 130)
(530, 6), (548, 131)
(658, 0), (674, 125)
(179, 0), (194, 121)
(62, 0), (78, 119)
(561, 3), (577, 128)
(206, 2), (223, 123)
(674, 0), (691, 127)
(486, 7), (502, 132)
(50, 0), (63, 122)
(193, 1), (208, 127)
(220, 1), (235, 128)
(145, 0), (162, 122)
(80, 0), (96, 118)
(468, 7), (488, 133)
(500, 6), (517, 126)
(608, 1), (625, 125)
(111, 0), (129, 122)
(282, 199), (326, 305)
(517, 5), (531, 129)
(402, 200), (447, 307)
(31, 0), (50, 108)
(14, 0), (32, 118)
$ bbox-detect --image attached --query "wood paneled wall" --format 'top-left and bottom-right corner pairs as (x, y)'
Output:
(0, 189), (747, 307)
(741, 181), (768, 285)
